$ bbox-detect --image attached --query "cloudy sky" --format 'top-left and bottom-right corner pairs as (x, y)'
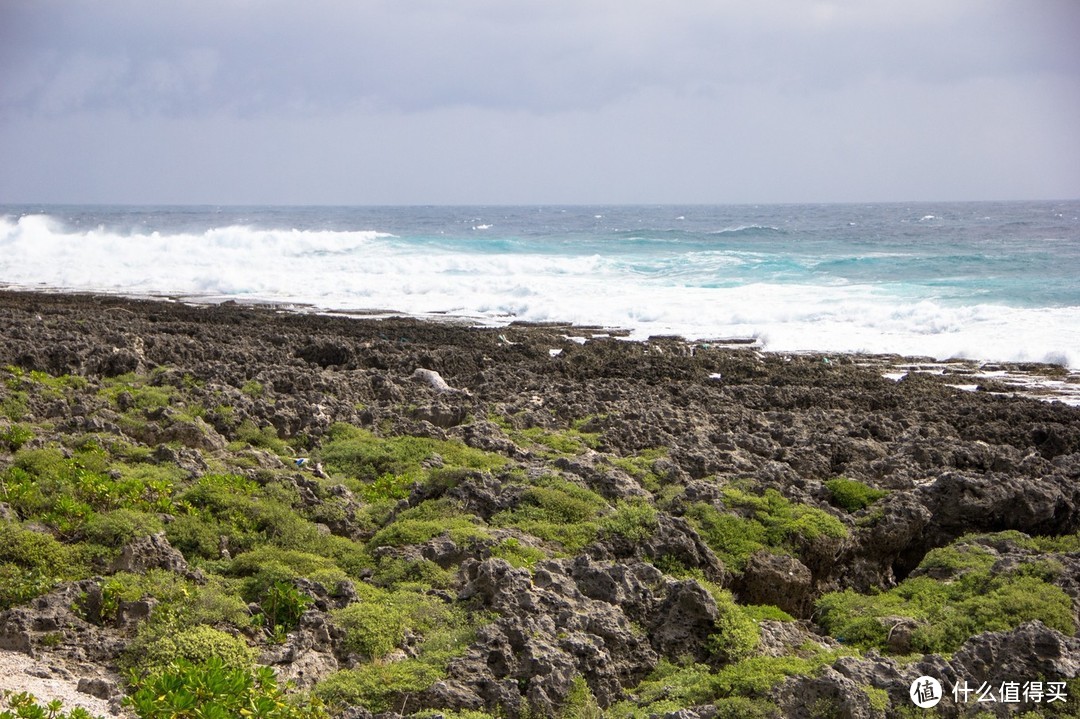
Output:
(1, 0), (1078, 205)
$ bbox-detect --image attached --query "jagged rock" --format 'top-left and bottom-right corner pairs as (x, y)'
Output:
(737, 551), (813, 617)
(454, 558), (658, 713)
(110, 533), (189, 574)
(950, 621), (1080, 685)
(414, 403), (468, 428)
(649, 580), (718, 662)
(775, 666), (879, 719)
(153, 444), (210, 477)
(77, 676), (119, 699)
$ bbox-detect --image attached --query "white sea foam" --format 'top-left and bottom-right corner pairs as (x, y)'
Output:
(2, 214), (1079, 368)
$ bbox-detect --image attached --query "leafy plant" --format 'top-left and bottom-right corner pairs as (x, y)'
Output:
(253, 580), (313, 639)
(124, 658), (327, 719)
(1, 691), (102, 719)
(0, 422), (34, 451)
(124, 621), (257, 675)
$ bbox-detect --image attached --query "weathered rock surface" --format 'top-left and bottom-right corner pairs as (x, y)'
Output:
(1, 290), (1078, 718)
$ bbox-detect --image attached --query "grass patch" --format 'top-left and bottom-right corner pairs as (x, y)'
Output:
(368, 499), (491, 549)
(825, 477), (888, 513)
(608, 646), (840, 719)
(816, 533), (1076, 654)
(685, 486), (847, 572)
(320, 424), (507, 502)
(490, 477), (607, 553)
(318, 599), (484, 712)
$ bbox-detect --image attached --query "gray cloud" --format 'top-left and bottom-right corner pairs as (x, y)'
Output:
(1, 0), (1077, 203)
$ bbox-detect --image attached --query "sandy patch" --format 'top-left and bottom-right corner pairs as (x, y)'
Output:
(0, 650), (125, 718)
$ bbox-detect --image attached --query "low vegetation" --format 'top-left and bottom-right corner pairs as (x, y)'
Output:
(3, 360), (1077, 719)
(816, 533), (1076, 654)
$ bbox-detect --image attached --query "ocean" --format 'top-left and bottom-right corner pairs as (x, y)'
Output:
(2, 202), (1079, 368)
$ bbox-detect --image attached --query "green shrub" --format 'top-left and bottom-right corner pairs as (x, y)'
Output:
(1, 690), (103, 719)
(0, 522), (80, 609)
(315, 659), (443, 713)
(684, 503), (767, 572)
(233, 420), (289, 454)
(0, 422), (33, 451)
(599, 498), (659, 542)
(369, 499), (491, 549)
(332, 584), (452, 660)
(86, 570), (248, 629)
(124, 658), (327, 719)
(740, 604), (796, 623)
(562, 676), (603, 719)
(241, 380), (265, 398)
(490, 477), (607, 552)
(124, 622), (256, 675)
(254, 581), (313, 640)
(687, 579), (762, 663)
(98, 374), (174, 410)
(317, 601), (481, 712)
(370, 557), (456, 590)
(81, 508), (164, 547)
(824, 478), (888, 512)
(228, 546), (350, 592)
(610, 448), (668, 491)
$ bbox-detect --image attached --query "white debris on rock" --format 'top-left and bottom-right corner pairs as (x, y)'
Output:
(411, 368), (466, 394)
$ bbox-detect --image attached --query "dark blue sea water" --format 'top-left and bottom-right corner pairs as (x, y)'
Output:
(2, 201), (1079, 366)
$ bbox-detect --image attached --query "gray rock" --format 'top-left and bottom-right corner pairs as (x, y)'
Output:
(110, 532), (189, 574)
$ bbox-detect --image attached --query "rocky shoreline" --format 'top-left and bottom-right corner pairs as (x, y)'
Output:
(1, 289), (1078, 719)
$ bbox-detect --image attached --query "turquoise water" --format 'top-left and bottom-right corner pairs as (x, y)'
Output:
(2, 201), (1079, 365)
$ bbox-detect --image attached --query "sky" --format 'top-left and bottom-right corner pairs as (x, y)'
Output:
(1, 0), (1078, 205)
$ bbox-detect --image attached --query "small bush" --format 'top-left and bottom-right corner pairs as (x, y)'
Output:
(369, 499), (490, 549)
(315, 659), (443, 713)
(125, 658), (327, 719)
(241, 380), (265, 397)
(825, 478), (888, 512)
(332, 584), (452, 660)
(234, 420), (290, 454)
(318, 601), (482, 712)
(0, 422), (33, 451)
(124, 622), (256, 675)
(228, 546), (350, 593)
(707, 588), (761, 663)
(599, 498), (659, 542)
(1, 690), (103, 719)
(0, 522), (79, 609)
(81, 508), (164, 547)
